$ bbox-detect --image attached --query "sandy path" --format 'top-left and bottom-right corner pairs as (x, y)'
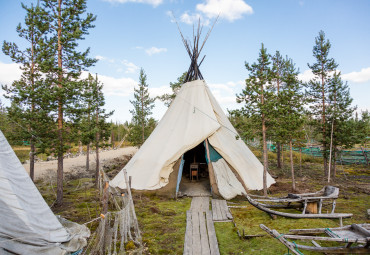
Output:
(23, 147), (138, 180)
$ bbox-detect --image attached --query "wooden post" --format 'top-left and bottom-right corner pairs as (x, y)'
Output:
(361, 146), (369, 165)
(299, 147), (302, 174)
(318, 199), (323, 214)
(102, 181), (109, 214)
(123, 169), (141, 241)
(302, 200), (307, 214)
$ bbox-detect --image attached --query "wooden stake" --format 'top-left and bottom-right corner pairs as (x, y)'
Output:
(102, 181), (109, 214)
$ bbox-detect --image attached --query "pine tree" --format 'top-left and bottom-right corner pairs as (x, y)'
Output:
(129, 68), (155, 146)
(325, 72), (355, 180)
(271, 51), (285, 169)
(2, 2), (50, 181)
(278, 57), (305, 190)
(92, 74), (113, 186)
(306, 30), (338, 177)
(237, 43), (275, 196)
(158, 72), (187, 107)
(39, 0), (97, 205)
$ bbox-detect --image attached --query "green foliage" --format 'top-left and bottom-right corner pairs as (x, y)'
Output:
(157, 72), (187, 107)
(79, 74), (113, 148)
(306, 30), (339, 161)
(237, 44), (274, 120)
(275, 56), (305, 144)
(324, 72), (355, 167)
(228, 109), (260, 142)
(129, 68), (155, 146)
(1, 2), (52, 155)
(36, 0), (97, 156)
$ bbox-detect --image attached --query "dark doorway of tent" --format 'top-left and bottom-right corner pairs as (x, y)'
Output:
(176, 140), (218, 197)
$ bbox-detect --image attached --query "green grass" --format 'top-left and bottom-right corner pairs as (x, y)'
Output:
(135, 195), (191, 254)
(33, 156), (369, 255)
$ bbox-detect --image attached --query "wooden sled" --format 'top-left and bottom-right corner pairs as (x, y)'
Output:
(260, 223), (370, 254)
(244, 194), (352, 223)
(249, 186), (340, 214)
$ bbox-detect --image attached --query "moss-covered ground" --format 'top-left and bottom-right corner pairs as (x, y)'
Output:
(32, 151), (369, 254)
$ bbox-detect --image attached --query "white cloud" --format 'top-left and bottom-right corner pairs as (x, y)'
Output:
(95, 55), (105, 60)
(342, 67), (370, 83)
(149, 86), (172, 98)
(208, 82), (234, 94)
(180, 12), (210, 26)
(122, 60), (139, 73)
(166, 11), (176, 23)
(103, 0), (163, 7)
(299, 67), (370, 84)
(81, 71), (137, 97)
(145, 47), (168, 56)
(0, 62), (22, 97)
(207, 80), (242, 107)
(298, 69), (314, 83)
(96, 56), (138, 73)
(196, 0), (253, 22)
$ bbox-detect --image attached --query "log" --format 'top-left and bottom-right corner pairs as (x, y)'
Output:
(286, 242), (369, 254)
(283, 234), (368, 244)
(244, 193), (352, 219)
(259, 224), (301, 255)
(352, 224), (370, 237)
(289, 224), (370, 235)
(102, 181), (109, 214)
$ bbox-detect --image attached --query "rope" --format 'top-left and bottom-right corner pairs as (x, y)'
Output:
(70, 249), (83, 255)
(175, 92), (240, 138)
(325, 227), (341, 238)
(292, 241), (304, 255)
(275, 233), (285, 239)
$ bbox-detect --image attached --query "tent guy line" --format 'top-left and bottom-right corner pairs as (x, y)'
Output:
(175, 91), (240, 138)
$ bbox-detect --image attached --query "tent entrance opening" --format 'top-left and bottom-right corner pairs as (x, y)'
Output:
(178, 142), (211, 197)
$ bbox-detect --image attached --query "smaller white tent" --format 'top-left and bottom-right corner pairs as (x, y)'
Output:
(0, 130), (90, 255)
(110, 80), (275, 199)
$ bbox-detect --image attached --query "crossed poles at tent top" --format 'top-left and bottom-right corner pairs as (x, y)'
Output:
(173, 14), (219, 83)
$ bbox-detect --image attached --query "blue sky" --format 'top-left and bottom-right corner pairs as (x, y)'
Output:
(0, 0), (369, 123)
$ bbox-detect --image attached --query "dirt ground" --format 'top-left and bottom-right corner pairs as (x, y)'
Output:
(23, 147), (138, 180)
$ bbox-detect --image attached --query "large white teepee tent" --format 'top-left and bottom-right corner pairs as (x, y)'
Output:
(0, 130), (90, 255)
(110, 20), (275, 199)
(110, 80), (275, 199)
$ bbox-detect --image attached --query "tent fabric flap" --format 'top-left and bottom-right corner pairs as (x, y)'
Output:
(205, 85), (276, 190)
(212, 159), (246, 200)
(0, 130), (89, 255)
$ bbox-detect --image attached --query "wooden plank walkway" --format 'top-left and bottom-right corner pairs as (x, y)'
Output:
(211, 199), (233, 222)
(184, 197), (220, 255)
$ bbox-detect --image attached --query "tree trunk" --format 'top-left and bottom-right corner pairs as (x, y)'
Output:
(56, 0), (63, 206)
(281, 145), (284, 168)
(289, 140), (296, 191)
(276, 143), (282, 169)
(29, 139), (35, 181)
(299, 147), (302, 174)
(262, 114), (268, 197)
(95, 94), (100, 187)
(321, 66), (328, 176)
(79, 140), (83, 155)
(141, 90), (145, 144)
(86, 143), (90, 171)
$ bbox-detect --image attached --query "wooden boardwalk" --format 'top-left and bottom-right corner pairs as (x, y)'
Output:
(184, 197), (220, 255)
(211, 199), (233, 222)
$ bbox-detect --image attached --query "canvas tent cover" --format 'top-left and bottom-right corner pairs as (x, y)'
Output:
(110, 80), (275, 198)
(0, 130), (90, 255)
